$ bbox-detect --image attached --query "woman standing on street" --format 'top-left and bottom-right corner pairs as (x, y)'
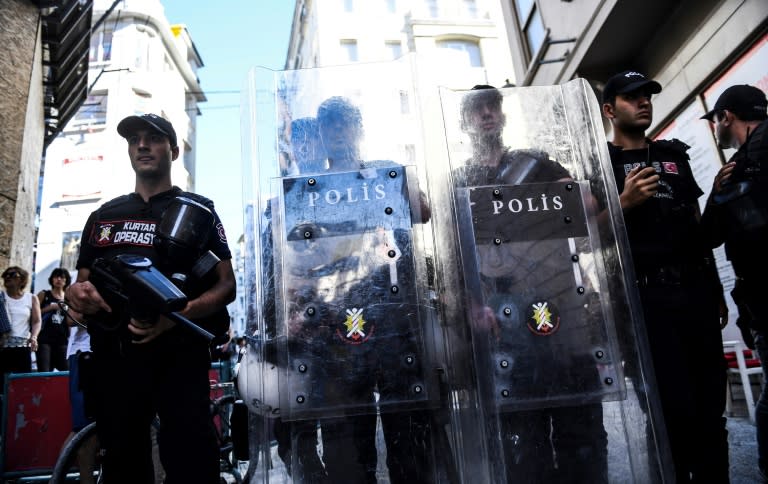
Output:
(36, 268), (71, 371)
(0, 266), (41, 376)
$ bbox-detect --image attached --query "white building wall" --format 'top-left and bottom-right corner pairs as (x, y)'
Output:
(288, 0), (514, 88)
(35, 0), (205, 289)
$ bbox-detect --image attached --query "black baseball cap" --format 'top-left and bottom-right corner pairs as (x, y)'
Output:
(602, 71), (662, 103)
(701, 84), (768, 121)
(117, 113), (178, 148)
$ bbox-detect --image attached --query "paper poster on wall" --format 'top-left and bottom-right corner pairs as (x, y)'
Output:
(61, 155), (105, 200)
(654, 33), (768, 343)
(703, 32), (768, 162)
(703, 33), (768, 106)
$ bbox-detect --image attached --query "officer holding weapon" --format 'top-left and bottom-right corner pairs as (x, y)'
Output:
(66, 114), (236, 484)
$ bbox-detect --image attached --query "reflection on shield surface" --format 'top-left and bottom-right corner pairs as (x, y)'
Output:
(458, 180), (623, 410)
(240, 56), (672, 483)
(276, 166), (434, 420)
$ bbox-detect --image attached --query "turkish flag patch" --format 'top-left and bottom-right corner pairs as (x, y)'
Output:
(662, 162), (679, 174)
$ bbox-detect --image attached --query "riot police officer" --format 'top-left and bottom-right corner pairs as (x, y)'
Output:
(66, 114), (236, 484)
(701, 84), (768, 479)
(269, 97), (438, 483)
(602, 71), (729, 483)
(456, 85), (609, 483)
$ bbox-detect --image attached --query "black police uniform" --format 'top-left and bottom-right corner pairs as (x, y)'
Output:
(609, 139), (729, 483)
(702, 118), (768, 472)
(456, 149), (609, 484)
(76, 186), (231, 484)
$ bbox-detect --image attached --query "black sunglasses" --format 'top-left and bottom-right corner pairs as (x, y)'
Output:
(2, 272), (20, 279)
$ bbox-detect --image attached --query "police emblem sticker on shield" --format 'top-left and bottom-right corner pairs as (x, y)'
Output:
(526, 300), (561, 336)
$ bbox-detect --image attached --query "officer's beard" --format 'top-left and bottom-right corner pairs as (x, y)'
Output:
(471, 132), (504, 165)
(716, 124), (737, 150)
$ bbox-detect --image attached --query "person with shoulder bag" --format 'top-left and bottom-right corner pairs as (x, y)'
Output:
(0, 266), (42, 380)
(36, 268), (73, 371)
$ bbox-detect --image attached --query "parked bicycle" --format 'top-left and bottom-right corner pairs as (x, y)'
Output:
(50, 379), (245, 484)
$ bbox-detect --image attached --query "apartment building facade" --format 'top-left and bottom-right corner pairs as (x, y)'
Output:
(34, 0), (205, 288)
(286, 0), (514, 88)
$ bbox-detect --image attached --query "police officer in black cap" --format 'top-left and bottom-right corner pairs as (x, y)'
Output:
(66, 113), (236, 483)
(602, 71), (729, 483)
(701, 84), (768, 479)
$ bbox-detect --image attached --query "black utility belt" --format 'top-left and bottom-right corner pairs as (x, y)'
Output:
(635, 261), (711, 288)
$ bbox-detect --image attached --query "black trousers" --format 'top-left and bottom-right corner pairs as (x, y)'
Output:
(499, 403), (608, 484)
(89, 331), (219, 484)
(639, 282), (729, 483)
(274, 409), (435, 484)
(0, 346), (32, 378)
(36, 343), (68, 372)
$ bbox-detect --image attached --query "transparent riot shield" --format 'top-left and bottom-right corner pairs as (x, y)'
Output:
(426, 81), (672, 482)
(274, 165), (434, 419)
(240, 57), (454, 483)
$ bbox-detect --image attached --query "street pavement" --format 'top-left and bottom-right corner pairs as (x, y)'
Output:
(729, 415), (762, 484)
(248, 399), (765, 483)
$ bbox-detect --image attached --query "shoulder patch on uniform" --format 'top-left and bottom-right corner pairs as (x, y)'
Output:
(654, 138), (690, 155)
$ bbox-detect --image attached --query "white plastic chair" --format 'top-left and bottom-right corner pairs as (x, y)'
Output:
(723, 340), (763, 423)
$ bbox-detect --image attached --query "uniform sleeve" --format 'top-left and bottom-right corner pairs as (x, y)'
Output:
(207, 207), (232, 260)
(680, 159), (704, 203)
(75, 211), (98, 270)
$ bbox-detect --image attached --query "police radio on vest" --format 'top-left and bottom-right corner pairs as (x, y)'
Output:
(307, 182), (387, 207)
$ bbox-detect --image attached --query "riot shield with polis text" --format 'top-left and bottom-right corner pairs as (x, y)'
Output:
(274, 164), (435, 419)
(425, 80), (673, 483)
(457, 179), (621, 409)
(240, 56), (450, 484)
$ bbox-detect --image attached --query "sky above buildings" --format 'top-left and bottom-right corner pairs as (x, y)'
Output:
(161, 1), (295, 249)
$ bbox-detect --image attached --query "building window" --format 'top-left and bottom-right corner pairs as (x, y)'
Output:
(514, 0), (546, 62)
(164, 54), (174, 72)
(344, 0), (354, 12)
(60, 232), (81, 271)
(425, 0), (439, 17)
(463, 0), (478, 18)
(340, 39), (359, 62)
(400, 91), (410, 114)
(135, 31), (151, 70)
(385, 41), (402, 60)
(404, 144), (416, 163)
(436, 39), (482, 67)
(386, 0), (396, 13)
(89, 29), (112, 62)
(74, 92), (108, 124)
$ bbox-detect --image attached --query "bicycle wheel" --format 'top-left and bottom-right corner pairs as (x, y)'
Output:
(50, 421), (101, 484)
(212, 395), (244, 484)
